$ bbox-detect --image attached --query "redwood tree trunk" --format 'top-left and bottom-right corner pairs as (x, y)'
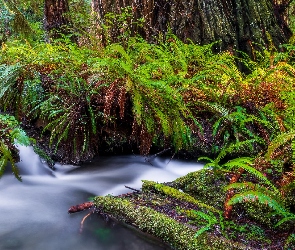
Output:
(92, 0), (292, 53)
(44, 0), (71, 40)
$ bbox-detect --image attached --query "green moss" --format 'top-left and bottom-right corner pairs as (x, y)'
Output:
(142, 180), (221, 214)
(93, 196), (247, 250)
(173, 169), (228, 210)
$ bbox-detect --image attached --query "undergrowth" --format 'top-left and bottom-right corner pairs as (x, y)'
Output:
(0, 114), (30, 180)
(1, 33), (294, 162)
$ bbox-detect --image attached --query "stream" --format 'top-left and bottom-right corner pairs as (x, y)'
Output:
(0, 145), (203, 250)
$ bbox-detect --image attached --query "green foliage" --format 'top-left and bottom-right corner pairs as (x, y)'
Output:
(265, 130), (295, 163)
(223, 157), (278, 192)
(91, 37), (205, 153)
(0, 7), (294, 163)
(38, 75), (101, 163)
(0, 114), (30, 180)
(200, 152), (274, 184)
(191, 210), (218, 238)
(224, 164), (295, 230)
(285, 233), (295, 250)
(0, 63), (22, 111)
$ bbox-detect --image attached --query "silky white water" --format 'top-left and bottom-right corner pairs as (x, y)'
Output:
(0, 145), (202, 250)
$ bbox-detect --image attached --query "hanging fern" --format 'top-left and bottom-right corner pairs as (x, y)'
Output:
(0, 63), (23, 110)
(0, 114), (30, 181)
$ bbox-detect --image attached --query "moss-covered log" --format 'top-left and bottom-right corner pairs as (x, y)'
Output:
(93, 196), (248, 250)
(88, 166), (295, 248)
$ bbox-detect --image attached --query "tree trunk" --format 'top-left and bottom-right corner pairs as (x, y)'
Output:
(44, 0), (71, 40)
(92, 0), (292, 53)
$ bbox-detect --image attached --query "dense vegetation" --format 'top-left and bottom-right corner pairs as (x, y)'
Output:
(1, 1), (295, 248)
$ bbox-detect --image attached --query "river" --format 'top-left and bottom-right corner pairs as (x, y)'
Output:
(0, 145), (203, 250)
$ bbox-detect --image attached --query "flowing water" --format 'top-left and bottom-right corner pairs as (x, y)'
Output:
(0, 145), (203, 250)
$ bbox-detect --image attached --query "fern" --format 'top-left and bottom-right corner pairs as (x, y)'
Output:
(0, 63), (23, 111)
(199, 140), (263, 171)
(0, 114), (29, 181)
(192, 210), (218, 238)
(224, 182), (281, 203)
(0, 141), (21, 181)
(275, 213), (295, 228)
(227, 190), (286, 214)
(265, 130), (295, 161)
(222, 157), (278, 192)
(216, 139), (262, 163)
(0, 63), (22, 97)
(225, 180), (295, 228)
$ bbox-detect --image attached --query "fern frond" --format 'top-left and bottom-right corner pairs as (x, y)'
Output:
(227, 190), (286, 214)
(215, 139), (259, 164)
(0, 141), (21, 181)
(224, 182), (281, 203)
(224, 182), (257, 192)
(275, 214), (295, 228)
(194, 225), (211, 238)
(197, 156), (218, 169)
(9, 128), (30, 146)
(0, 63), (22, 99)
(222, 157), (278, 192)
(192, 210), (218, 225)
(265, 130), (295, 160)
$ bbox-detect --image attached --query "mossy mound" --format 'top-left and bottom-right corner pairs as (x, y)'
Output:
(172, 169), (228, 210)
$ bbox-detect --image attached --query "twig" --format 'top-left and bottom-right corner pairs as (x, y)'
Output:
(80, 212), (92, 233)
(124, 185), (141, 193)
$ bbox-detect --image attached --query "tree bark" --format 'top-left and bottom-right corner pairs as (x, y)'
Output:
(92, 0), (292, 53)
(44, 0), (71, 40)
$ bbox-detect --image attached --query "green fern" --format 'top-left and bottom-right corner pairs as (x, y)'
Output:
(0, 141), (21, 181)
(275, 213), (295, 228)
(0, 63), (23, 111)
(0, 114), (30, 181)
(224, 182), (280, 203)
(222, 157), (278, 192)
(227, 190), (286, 214)
(199, 139), (263, 171)
(192, 210), (218, 238)
(265, 130), (295, 161)
(225, 181), (295, 228)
